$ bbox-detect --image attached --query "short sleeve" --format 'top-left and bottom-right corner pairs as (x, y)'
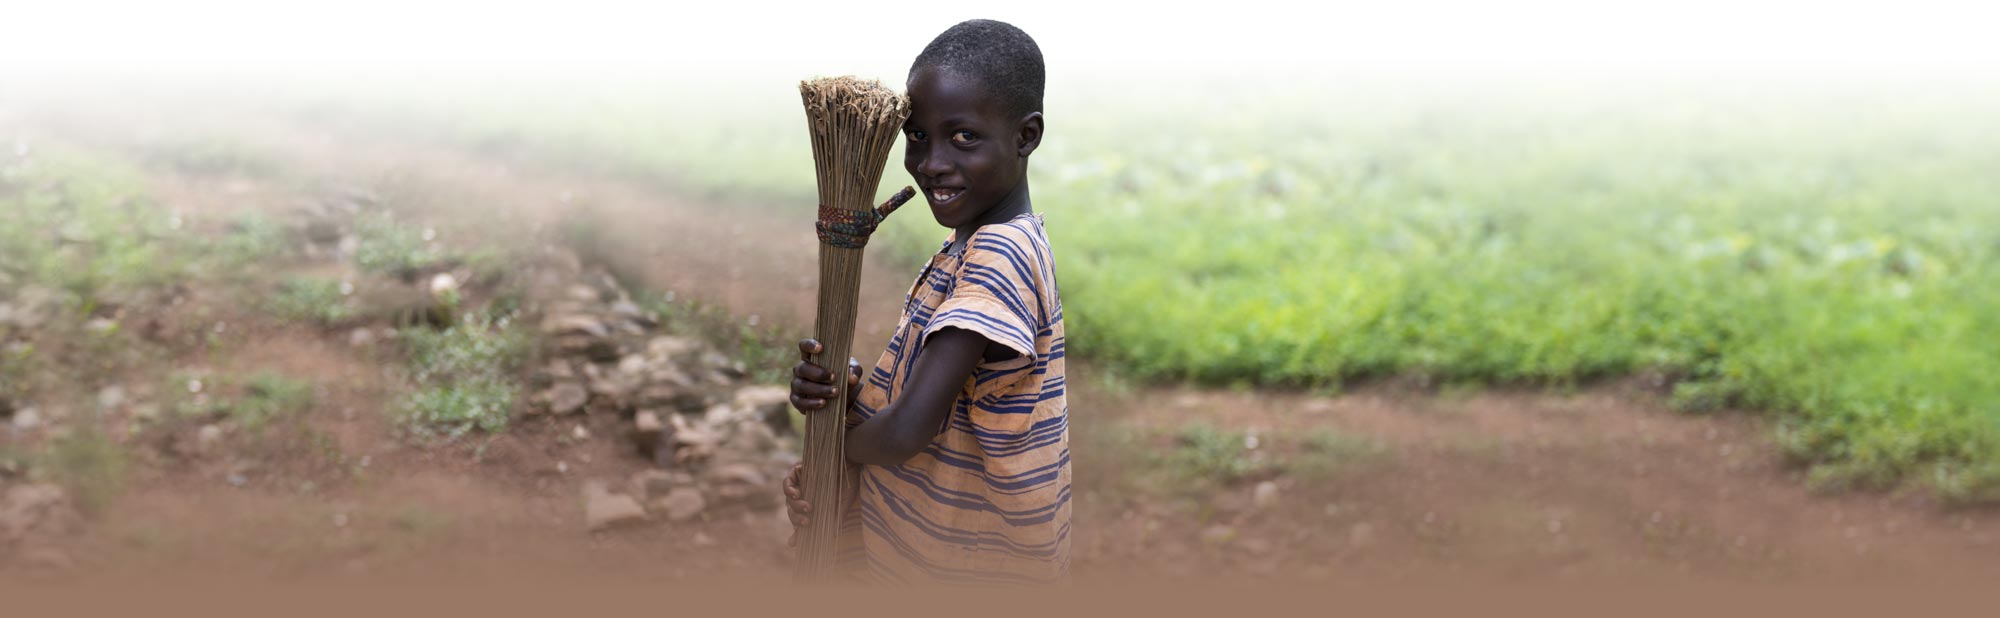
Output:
(920, 228), (1045, 375)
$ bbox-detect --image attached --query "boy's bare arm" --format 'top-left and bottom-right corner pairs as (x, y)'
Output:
(782, 329), (1009, 536)
(844, 326), (1000, 465)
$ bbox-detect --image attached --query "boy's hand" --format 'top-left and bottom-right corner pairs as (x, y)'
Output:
(790, 338), (861, 414)
(782, 461), (863, 547)
(783, 462), (809, 546)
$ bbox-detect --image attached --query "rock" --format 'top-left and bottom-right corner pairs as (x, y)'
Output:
(583, 483), (648, 531)
(670, 415), (721, 463)
(632, 410), (665, 454)
(1252, 480), (1281, 511)
(647, 336), (701, 360)
(645, 367), (695, 389)
(541, 360), (578, 382)
(703, 462), (770, 489)
(653, 487), (706, 522)
(546, 383), (588, 415)
(565, 284), (603, 304)
(556, 334), (619, 362)
(634, 469), (693, 501)
(700, 350), (734, 372)
(349, 328), (376, 347)
(704, 461), (778, 510)
(733, 385), (794, 430)
(586, 371), (638, 404)
(610, 300), (656, 328)
(635, 409), (664, 433)
(691, 531), (717, 547)
(10, 407), (41, 432)
(637, 383), (707, 413)
(616, 354), (649, 376)
(545, 313), (611, 338)
(571, 424), (591, 441)
(723, 421), (779, 456)
(95, 386), (126, 412)
(428, 273), (459, 296)
(196, 424), (224, 452)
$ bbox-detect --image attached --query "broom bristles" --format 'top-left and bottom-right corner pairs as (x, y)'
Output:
(795, 76), (909, 583)
(800, 77), (910, 213)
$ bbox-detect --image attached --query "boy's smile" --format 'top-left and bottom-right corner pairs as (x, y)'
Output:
(902, 67), (1042, 241)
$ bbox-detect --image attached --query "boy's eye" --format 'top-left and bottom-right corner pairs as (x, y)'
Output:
(950, 130), (976, 145)
(906, 129), (926, 142)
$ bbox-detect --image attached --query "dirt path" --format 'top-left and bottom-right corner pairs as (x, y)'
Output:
(14, 109), (2000, 585)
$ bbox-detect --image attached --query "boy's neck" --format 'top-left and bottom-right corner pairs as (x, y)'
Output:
(950, 180), (1033, 252)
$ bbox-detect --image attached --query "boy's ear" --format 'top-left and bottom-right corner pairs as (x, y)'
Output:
(1016, 112), (1043, 158)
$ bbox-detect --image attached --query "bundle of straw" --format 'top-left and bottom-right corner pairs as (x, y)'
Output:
(795, 76), (912, 581)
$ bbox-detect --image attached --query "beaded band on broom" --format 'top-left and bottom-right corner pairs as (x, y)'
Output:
(795, 76), (913, 582)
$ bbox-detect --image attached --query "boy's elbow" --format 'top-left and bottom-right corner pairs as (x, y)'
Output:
(856, 432), (929, 466)
(845, 420), (932, 466)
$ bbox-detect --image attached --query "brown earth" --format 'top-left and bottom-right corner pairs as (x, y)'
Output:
(6, 108), (2000, 586)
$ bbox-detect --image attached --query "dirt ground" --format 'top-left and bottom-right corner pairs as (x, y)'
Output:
(7, 110), (2000, 586)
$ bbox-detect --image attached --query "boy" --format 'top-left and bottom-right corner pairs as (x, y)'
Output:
(782, 19), (1068, 585)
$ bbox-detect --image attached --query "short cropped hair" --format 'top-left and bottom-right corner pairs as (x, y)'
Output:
(910, 19), (1045, 119)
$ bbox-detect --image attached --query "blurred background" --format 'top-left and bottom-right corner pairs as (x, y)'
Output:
(3, 0), (1998, 584)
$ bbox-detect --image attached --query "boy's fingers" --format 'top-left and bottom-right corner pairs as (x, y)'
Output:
(797, 338), (823, 358)
(793, 361), (832, 384)
(791, 376), (836, 398)
(790, 394), (824, 411)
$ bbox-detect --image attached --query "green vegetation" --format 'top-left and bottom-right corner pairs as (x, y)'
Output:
(1163, 424), (1274, 487)
(354, 213), (450, 279)
(0, 153), (188, 313)
(289, 79), (2000, 498)
(213, 212), (294, 267)
(172, 372), (319, 432)
(268, 276), (354, 327)
(41, 425), (128, 515)
(395, 317), (531, 439)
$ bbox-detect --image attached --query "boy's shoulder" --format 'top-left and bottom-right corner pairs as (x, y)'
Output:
(964, 213), (1051, 261)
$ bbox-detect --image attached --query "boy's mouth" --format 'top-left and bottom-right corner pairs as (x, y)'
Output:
(927, 187), (964, 205)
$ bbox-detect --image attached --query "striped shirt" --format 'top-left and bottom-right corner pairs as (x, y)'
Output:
(838, 212), (1070, 585)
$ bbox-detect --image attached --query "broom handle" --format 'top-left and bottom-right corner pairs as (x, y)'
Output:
(796, 189), (913, 582)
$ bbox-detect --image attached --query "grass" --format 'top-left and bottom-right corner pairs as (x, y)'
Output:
(212, 212), (294, 268)
(268, 276), (354, 327)
(40, 424), (129, 515)
(354, 213), (450, 279)
(273, 78), (2000, 500)
(1162, 424), (1275, 488)
(172, 372), (318, 433)
(0, 153), (189, 314)
(394, 316), (531, 439)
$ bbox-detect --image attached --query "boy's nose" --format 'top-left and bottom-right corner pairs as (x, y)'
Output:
(917, 152), (952, 178)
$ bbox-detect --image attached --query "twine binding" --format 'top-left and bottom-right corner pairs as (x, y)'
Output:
(816, 186), (916, 248)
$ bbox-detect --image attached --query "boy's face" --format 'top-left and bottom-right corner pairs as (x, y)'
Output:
(902, 67), (1038, 229)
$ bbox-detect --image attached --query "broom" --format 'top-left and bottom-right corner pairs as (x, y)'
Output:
(795, 76), (913, 582)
